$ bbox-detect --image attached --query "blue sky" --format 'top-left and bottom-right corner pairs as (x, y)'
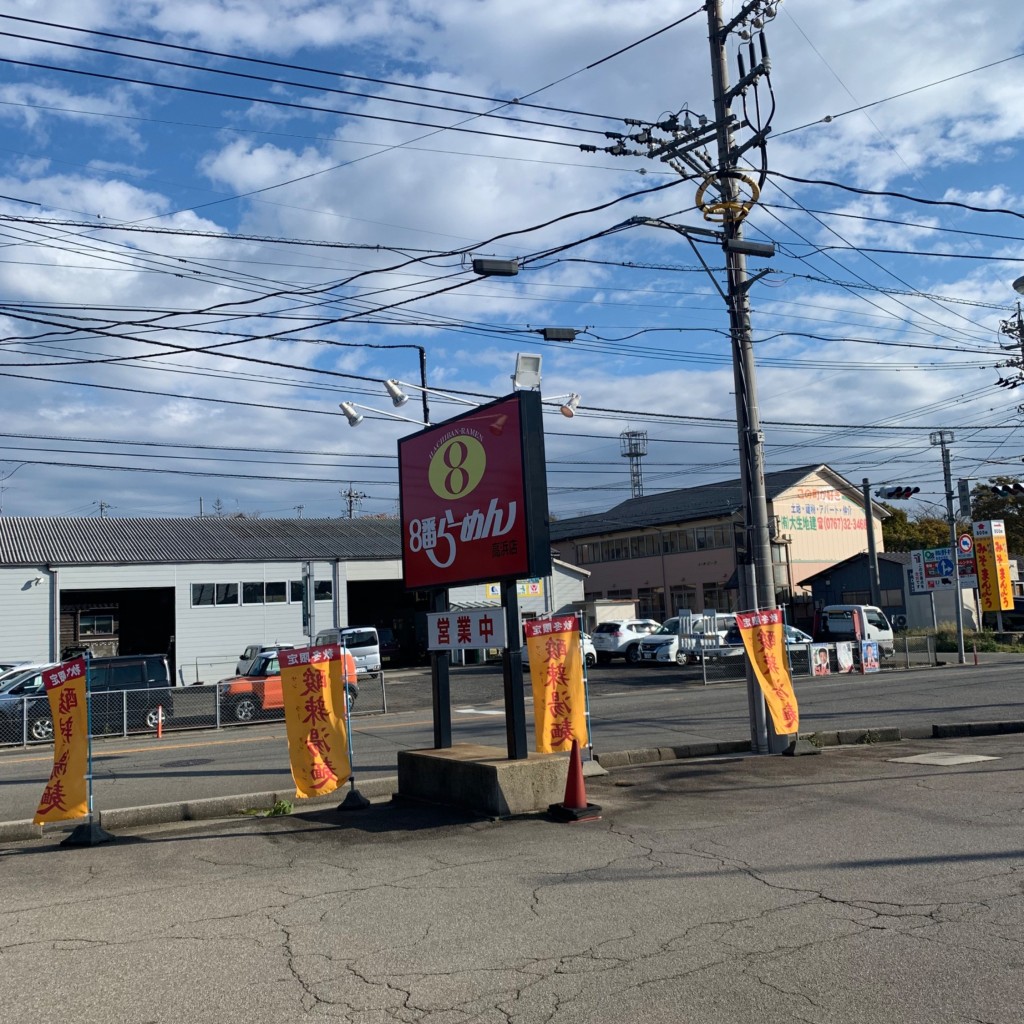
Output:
(0, 0), (1022, 522)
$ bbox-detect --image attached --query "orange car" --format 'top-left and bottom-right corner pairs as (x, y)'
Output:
(218, 651), (359, 723)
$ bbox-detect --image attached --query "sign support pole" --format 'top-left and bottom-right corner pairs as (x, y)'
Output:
(430, 589), (452, 749)
(500, 580), (528, 759)
(62, 652), (113, 846)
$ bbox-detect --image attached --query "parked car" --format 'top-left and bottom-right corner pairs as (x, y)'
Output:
(522, 633), (597, 669)
(717, 624), (814, 657)
(314, 626), (382, 677)
(235, 642), (295, 676)
(378, 627), (402, 667)
(0, 654), (172, 742)
(637, 617), (704, 665)
(218, 650), (358, 724)
(0, 659), (32, 678)
(590, 619), (661, 664)
(0, 663), (54, 692)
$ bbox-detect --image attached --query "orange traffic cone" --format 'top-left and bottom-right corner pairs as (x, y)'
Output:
(548, 738), (602, 822)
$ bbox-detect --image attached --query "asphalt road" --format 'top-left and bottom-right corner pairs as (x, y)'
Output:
(3, 732), (1023, 1023)
(2, 655), (1022, 823)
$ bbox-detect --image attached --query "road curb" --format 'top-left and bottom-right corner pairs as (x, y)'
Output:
(4, 722), (1024, 843)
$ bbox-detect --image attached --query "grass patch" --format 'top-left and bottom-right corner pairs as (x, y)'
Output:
(905, 626), (1024, 654)
(243, 799), (293, 818)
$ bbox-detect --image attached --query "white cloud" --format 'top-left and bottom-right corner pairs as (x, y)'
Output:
(0, 0), (1021, 517)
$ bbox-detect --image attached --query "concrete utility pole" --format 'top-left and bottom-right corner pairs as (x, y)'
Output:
(705, 0), (779, 753)
(706, 0), (775, 618)
(930, 430), (966, 664)
(861, 479), (883, 608)
(582, 0), (780, 752)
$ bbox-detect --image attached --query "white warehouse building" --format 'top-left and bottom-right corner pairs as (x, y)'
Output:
(0, 517), (588, 683)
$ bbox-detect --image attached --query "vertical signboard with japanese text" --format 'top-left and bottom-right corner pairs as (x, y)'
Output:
(973, 520), (1014, 612)
(398, 391), (551, 590)
(734, 609), (799, 736)
(523, 616), (588, 753)
(33, 658), (89, 825)
(280, 646), (354, 800)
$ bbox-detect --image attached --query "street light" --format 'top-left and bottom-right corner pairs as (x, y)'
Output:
(339, 401), (426, 428)
(1013, 275), (1024, 295)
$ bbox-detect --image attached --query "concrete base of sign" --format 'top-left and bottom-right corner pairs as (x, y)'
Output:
(397, 743), (569, 817)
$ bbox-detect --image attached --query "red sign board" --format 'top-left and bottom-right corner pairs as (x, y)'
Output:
(398, 391), (551, 590)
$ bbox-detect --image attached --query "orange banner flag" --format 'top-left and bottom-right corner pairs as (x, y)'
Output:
(280, 645), (354, 799)
(33, 658), (90, 825)
(524, 615), (589, 753)
(735, 609), (799, 736)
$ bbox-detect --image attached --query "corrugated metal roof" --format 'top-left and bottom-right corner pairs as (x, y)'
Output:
(0, 516), (402, 566)
(550, 464), (836, 541)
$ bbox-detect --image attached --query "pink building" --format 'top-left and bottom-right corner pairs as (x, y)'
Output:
(549, 464), (886, 632)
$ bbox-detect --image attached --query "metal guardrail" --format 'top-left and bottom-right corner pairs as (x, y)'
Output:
(0, 672), (389, 748)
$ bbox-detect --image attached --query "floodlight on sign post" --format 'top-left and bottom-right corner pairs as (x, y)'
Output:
(512, 353), (543, 390)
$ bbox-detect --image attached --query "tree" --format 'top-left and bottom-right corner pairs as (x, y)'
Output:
(970, 477), (1024, 553)
(212, 498), (225, 517)
(880, 504), (964, 552)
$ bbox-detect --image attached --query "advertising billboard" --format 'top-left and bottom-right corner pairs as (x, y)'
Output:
(398, 391), (552, 590)
(973, 520), (1014, 612)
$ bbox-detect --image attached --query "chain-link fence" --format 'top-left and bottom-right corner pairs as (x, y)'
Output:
(0, 672), (389, 748)
(648, 635), (939, 686)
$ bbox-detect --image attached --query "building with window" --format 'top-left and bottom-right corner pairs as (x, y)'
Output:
(549, 464), (886, 630)
(0, 516), (586, 683)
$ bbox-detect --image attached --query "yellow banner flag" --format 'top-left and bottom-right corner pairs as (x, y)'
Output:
(524, 615), (588, 753)
(974, 521), (1014, 612)
(735, 609), (799, 736)
(33, 658), (90, 825)
(280, 645), (354, 799)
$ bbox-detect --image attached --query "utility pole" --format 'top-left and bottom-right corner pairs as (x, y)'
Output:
(340, 485), (367, 519)
(861, 479), (883, 608)
(706, 0), (775, 617)
(930, 430), (966, 664)
(581, 0), (779, 752)
(995, 301), (1024, 388)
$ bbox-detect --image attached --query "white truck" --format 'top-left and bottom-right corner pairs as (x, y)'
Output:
(818, 605), (895, 657)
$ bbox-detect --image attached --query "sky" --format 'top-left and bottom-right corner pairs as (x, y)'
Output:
(0, 0), (1022, 523)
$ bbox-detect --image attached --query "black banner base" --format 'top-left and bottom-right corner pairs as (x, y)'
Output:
(61, 821), (115, 846)
(547, 802), (602, 823)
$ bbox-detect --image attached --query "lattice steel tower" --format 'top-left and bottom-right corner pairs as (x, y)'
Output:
(620, 430), (648, 498)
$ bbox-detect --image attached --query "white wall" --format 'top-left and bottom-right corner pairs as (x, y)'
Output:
(0, 567), (52, 661)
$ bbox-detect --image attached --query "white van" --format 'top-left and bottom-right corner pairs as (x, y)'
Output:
(819, 605), (894, 657)
(313, 626), (382, 677)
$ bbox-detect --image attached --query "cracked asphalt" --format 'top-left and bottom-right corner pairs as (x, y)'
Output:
(2, 732), (1022, 1023)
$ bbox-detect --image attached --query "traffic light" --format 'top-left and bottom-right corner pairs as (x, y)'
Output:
(875, 485), (920, 500)
(986, 482), (1024, 497)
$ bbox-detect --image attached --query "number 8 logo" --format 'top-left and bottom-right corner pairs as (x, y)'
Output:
(428, 436), (486, 500)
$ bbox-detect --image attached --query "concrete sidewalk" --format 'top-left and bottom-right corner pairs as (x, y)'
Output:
(1, 731), (1022, 1024)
